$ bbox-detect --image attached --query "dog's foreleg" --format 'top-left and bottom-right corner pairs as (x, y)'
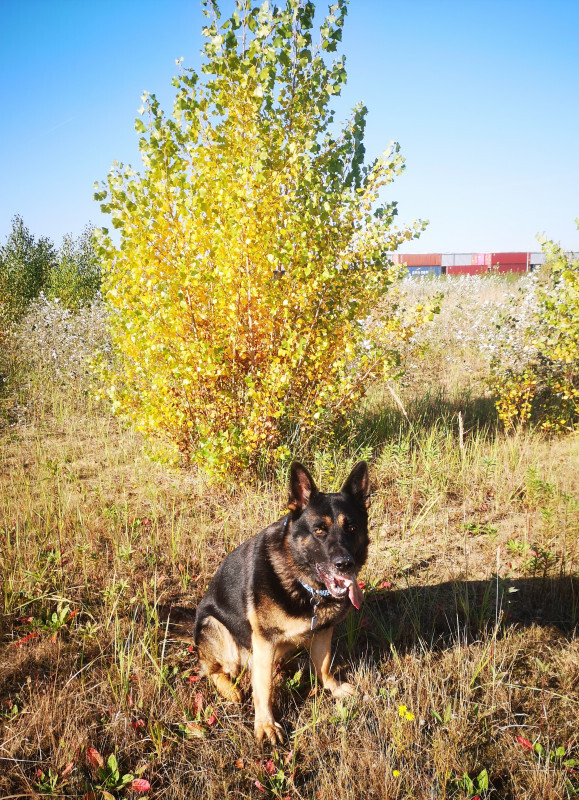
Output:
(251, 632), (284, 744)
(310, 626), (356, 699)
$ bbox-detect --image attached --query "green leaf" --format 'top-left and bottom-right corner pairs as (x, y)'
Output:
(477, 769), (489, 790)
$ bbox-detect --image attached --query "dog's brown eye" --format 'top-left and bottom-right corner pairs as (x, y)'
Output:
(347, 523), (356, 533)
(314, 527), (327, 537)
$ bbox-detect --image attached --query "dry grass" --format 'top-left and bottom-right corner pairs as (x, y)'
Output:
(0, 281), (578, 799)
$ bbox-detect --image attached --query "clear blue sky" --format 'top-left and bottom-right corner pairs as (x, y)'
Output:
(1, 0), (578, 253)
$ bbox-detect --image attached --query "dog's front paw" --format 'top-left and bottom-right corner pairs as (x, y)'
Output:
(330, 681), (357, 700)
(254, 718), (284, 745)
(210, 672), (243, 703)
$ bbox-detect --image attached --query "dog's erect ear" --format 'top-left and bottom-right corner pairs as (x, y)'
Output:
(341, 461), (370, 508)
(288, 462), (318, 512)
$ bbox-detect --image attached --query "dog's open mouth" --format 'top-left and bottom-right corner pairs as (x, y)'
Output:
(315, 564), (363, 609)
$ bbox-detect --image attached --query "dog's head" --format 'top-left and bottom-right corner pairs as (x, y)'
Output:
(287, 461), (370, 608)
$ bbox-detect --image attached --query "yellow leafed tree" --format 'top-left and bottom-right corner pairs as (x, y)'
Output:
(95, 0), (430, 475)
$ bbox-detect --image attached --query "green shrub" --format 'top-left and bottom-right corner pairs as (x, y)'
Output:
(46, 225), (101, 310)
(0, 216), (56, 320)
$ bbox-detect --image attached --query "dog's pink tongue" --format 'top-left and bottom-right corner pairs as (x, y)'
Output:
(346, 579), (363, 610)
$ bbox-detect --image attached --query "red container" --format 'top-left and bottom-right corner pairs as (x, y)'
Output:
(488, 252), (527, 266)
(396, 253), (442, 267)
(446, 264), (486, 276)
(471, 253), (486, 266)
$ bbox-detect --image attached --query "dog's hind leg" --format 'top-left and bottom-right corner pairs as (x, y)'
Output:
(195, 615), (245, 703)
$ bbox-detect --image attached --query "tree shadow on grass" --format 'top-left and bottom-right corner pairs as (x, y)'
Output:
(345, 386), (501, 454)
(348, 572), (578, 658)
(159, 571), (578, 670)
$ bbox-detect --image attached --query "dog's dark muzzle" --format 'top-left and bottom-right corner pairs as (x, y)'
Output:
(332, 551), (355, 574)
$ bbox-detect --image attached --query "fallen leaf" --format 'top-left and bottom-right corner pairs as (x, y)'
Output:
(131, 778), (151, 792)
(516, 736), (535, 751)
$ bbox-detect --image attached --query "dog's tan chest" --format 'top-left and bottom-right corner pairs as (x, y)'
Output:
(250, 594), (347, 647)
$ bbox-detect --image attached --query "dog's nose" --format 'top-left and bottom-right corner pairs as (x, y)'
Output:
(332, 553), (355, 573)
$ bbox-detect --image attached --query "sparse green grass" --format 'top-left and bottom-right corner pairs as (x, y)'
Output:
(1, 279), (578, 799)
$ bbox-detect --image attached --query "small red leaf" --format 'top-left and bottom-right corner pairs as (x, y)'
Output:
(264, 758), (276, 775)
(516, 735), (534, 751)
(193, 691), (204, 715)
(86, 747), (104, 769)
(13, 632), (37, 647)
(131, 778), (151, 792)
(61, 762), (74, 777)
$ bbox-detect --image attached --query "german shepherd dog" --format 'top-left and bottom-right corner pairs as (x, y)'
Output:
(194, 461), (370, 743)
